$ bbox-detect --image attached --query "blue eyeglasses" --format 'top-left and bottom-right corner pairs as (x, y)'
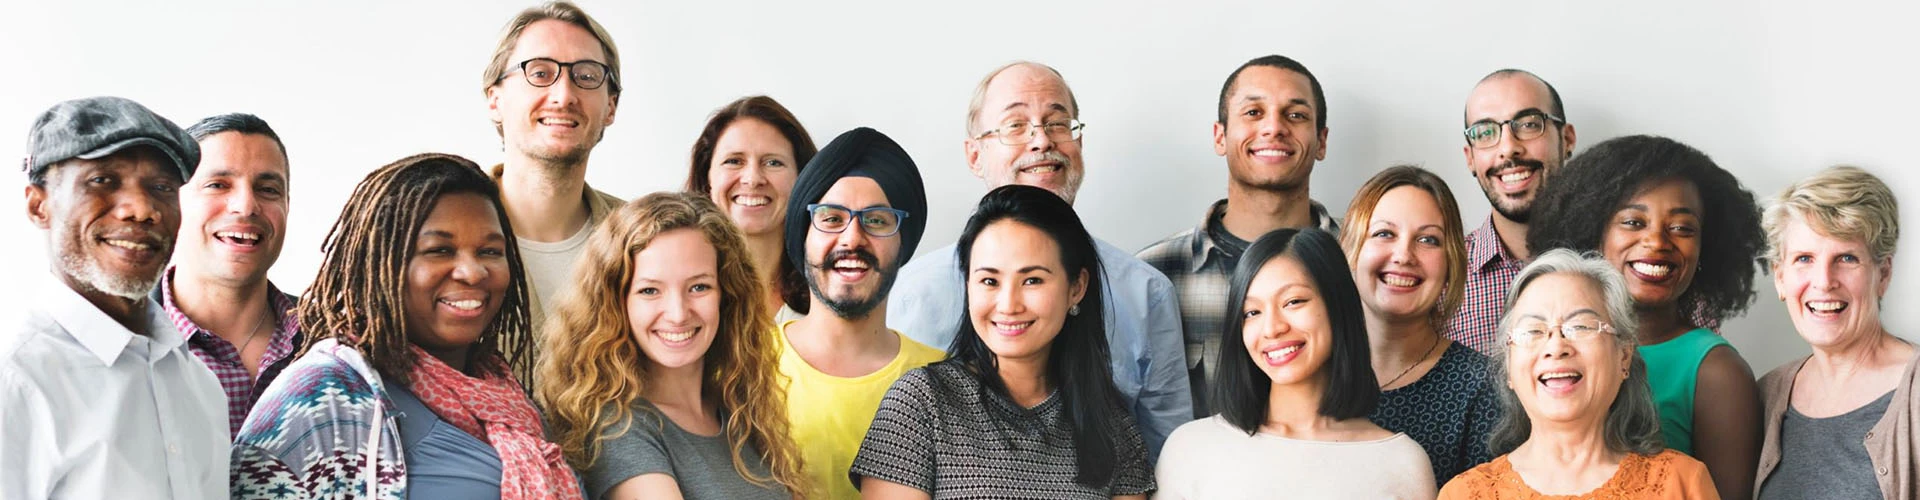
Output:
(806, 203), (910, 237)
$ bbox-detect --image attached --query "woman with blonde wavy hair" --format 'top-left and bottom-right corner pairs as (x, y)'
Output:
(538, 191), (806, 499)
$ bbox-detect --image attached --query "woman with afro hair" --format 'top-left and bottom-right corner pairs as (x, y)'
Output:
(1526, 134), (1765, 500)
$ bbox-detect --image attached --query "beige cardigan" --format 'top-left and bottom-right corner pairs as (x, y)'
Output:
(1755, 350), (1920, 500)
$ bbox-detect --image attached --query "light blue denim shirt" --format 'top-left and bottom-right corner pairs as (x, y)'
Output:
(887, 237), (1193, 459)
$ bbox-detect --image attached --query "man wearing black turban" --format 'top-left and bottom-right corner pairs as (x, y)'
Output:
(773, 127), (947, 500)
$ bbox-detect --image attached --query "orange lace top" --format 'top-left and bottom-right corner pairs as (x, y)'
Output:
(1438, 449), (1720, 500)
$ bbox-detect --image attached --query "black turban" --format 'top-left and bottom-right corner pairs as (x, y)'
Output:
(784, 127), (929, 272)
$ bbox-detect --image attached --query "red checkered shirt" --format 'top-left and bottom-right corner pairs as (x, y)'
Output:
(1446, 216), (1526, 355)
(159, 269), (302, 437)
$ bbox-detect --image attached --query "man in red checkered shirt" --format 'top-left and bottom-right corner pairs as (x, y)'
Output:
(1446, 70), (1577, 354)
(154, 113), (302, 437)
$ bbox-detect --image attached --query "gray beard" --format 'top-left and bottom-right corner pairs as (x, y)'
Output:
(60, 253), (162, 300)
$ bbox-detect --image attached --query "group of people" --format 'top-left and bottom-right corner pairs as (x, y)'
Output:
(3, 2), (1913, 500)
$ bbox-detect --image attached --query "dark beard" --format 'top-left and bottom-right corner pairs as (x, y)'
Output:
(805, 249), (898, 320)
(1480, 158), (1546, 224)
(1488, 194), (1532, 224)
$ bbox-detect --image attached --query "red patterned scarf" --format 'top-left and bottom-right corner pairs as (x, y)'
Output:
(407, 346), (582, 499)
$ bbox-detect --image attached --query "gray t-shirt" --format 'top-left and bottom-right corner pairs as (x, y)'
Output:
(583, 400), (792, 500)
(1758, 390), (1895, 500)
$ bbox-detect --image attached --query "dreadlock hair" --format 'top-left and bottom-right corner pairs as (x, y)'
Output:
(297, 153), (533, 384)
(537, 192), (807, 495)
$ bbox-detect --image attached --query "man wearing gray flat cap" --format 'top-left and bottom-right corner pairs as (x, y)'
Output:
(1, 96), (229, 499)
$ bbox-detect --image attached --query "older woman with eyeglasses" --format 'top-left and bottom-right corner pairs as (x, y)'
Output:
(1753, 166), (1917, 500)
(1439, 249), (1717, 499)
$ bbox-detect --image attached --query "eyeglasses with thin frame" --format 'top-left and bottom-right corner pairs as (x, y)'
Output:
(1506, 316), (1617, 349)
(1464, 111), (1564, 149)
(499, 57), (618, 91)
(974, 119), (1085, 146)
(806, 203), (910, 237)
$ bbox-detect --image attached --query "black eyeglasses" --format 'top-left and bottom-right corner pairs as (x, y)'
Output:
(1464, 111), (1564, 149)
(806, 203), (910, 237)
(499, 57), (618, 91)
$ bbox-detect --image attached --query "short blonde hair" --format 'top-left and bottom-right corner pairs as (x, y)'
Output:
(1764, 165), (1900, 265)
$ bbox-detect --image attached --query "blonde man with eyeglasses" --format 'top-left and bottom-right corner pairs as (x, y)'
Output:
(479, 1), (626, 387)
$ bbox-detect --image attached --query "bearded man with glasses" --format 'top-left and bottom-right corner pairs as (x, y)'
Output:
(887, 61), (1192, 460)
(1447, 69), (1579, 355)
(776, 127), (945, 500)
(478, 1), (627, 387)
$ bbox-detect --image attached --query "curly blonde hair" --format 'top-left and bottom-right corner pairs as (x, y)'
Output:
(537, 191), (805, 495)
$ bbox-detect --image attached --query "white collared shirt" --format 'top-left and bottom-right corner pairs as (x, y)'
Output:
(0, 276), (229, 500)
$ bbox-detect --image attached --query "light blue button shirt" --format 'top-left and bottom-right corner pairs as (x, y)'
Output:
(888, 238), (1193, 459)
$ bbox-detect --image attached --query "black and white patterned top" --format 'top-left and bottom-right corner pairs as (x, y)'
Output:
(849, 361), (1156, 499)
(1368, 342), (1502, 486)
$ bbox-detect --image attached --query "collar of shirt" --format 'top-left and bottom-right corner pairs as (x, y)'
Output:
(1190, 198), (1340, 273)
(487, 162), (613, 219)
(1467, 214), (1522, 271)
(158, 266), (300, 361)
(38, 273), (185, 366)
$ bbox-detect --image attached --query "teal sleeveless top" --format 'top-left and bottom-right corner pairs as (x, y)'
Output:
(1637, 327), (1731, 455)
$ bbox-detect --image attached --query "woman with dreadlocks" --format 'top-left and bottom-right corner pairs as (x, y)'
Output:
(230, 153), (582, 500)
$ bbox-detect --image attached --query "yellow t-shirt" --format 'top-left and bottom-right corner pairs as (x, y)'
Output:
(776, 319), (946, 500)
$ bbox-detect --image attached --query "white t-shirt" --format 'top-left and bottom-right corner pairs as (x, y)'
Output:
(1154, 415), (1436, 500)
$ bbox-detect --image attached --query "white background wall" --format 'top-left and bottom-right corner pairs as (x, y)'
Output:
(3, 0), (1915, 374)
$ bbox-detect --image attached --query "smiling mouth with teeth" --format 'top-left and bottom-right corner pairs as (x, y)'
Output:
(103, 239), (153, 251)
(657, 328), (697, 342)
(1806, 300), (1848, 313)
(1381, 273), (1420, 288)
(441, 299), (484, 311)
(1629, 261), (1673, 278)
(215, 231), (263, 246)
(1538, 371), (1583, 388)
(732, 195), (771, 207)
(1251, 149), (1293, 159)
(1265, 344), (1301, 360)
(993, 320), (1034, 334)
(833, 259), (871, 274)
(537, 117), (580, 127)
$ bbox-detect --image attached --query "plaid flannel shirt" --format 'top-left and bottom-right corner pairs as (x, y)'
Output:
(159, 268), (302, 437)
(1445, 215), (1526, 355)
(1137, 198), (1339, 417)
